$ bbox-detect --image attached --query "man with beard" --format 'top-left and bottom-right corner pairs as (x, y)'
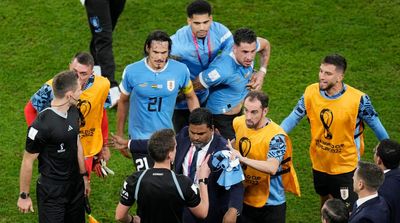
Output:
(229, 91), (300, 223)
(116, 30), (199, 170)
(192, 28), (271, 140)
(281, 54), (389, 210)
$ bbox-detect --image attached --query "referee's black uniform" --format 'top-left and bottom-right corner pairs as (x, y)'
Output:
(26, 107), (85, 223)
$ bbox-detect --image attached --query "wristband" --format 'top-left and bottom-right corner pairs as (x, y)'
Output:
(259, 67), (267, 74)
(81, 171), (89, 177)
(198, 178), (208, 185)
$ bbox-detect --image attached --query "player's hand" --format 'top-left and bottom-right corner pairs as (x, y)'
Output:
(223, 207), (238, 223)
(99, 146), (111, 162)
(109, 133), (131, 159)
(197, 154), (211, 180)
(227, 140), (243, 161)
(133, 215), (141, 223)
(17, 197), (34, 213)
(246, 71), (265, 90)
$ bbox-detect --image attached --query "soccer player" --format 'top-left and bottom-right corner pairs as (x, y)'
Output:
(83, 0), (126, 107)
(24, 52), (111, 178)
(18, 70), (90, 222)
(229, 91), (300, 223)
(115, 129), (210, 223)
(116, 30), (199, 170)
(281, 54), (389, 210)
(192, 28), (271, 140)
(170, 0), (234, 132)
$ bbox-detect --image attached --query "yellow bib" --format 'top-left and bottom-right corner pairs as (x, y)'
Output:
(304, 83), (364, 174)
(233, 115), (300, 207)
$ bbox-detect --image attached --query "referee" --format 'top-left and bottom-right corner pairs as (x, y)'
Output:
(17, 70), (90, 222)
(115, 129), (210, 223)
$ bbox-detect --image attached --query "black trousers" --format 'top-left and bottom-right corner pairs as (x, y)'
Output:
(213, 113), (241, 140)
(239, 202), (286, 223)
(85, 0), (126, 87)
(37, 176), (85, 223)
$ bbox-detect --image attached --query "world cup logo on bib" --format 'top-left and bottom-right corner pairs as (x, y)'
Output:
(340, 187), (349, 200)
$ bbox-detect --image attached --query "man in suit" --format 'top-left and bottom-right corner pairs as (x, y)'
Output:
(374, 139), (400, 223)
(175, 107), (244, 223)
(349, 161), (390, 223)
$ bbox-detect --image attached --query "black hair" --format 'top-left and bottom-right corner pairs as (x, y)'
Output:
(356, 161), (384, 191)
(322, 54), (347, 74)
(72, 52), (94, 67)
(376, 139), (400, 169)
(233, 28), (257, 46)
(321, 198), (349, 223)
(189, 107), (213, 129)
(186, 0), (212, 18)
(143, 30), (172, 56)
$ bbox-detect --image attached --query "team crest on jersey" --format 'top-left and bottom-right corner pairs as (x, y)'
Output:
(167, 80), (175, 91)
(340, 187), (349, 200)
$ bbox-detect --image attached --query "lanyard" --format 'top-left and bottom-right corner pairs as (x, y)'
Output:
(192, 32), (212, 69)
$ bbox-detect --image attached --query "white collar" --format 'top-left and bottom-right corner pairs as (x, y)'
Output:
(356, 193), (378, 207)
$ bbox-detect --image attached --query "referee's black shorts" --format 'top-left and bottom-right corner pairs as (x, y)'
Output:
(313, 169), (357, 210)
(36, 176), (85, 223)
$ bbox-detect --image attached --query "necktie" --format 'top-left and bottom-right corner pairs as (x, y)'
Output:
(189, 146), (201, 181)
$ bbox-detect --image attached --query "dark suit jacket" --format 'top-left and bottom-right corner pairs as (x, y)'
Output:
(349, 196), (390, 223)
(175, 126), (244, 223)
(378, 168), (400, 223)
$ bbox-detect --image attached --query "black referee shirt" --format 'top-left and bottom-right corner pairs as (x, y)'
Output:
(25, 107), (81, 181)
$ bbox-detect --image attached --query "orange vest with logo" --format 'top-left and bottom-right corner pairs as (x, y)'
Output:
(47, 76), (110, 157)
(304, 83), (364, 174)
(233, 115), (301, 207)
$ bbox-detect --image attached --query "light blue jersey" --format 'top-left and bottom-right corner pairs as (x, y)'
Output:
(120, 58), (192, 139)
(171, 21), (233, 109)
(199, 52), (254, 114)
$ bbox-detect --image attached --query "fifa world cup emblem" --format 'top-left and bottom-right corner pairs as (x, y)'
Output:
(320, 108), (333, 140)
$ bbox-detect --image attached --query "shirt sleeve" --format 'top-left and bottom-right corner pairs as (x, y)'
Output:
(181, 176), (201, 208)
(267, 134), (287, 163)
(25, 118), (47, 154)
(219, 24), (234, 54)
(119, 173), (139, 206)
(120, 67), (132, 96)
(199, 66), (225, 89)
(280, 95), (306, 133)
(358, 94), (389, 140)
(30, 84), (53, 112)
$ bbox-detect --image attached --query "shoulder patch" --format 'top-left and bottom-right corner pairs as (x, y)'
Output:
(207, 69), (221, 82)
(28, 127), (38, 140)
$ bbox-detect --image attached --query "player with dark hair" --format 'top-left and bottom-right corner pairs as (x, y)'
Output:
(24, 52), (112, 178)
(230, 91), (300, 223)
(171, 0), (235, 132)
(115, 129), (210, 223)
(192, 27), (271, 140)
(281, 54), (389, 210)
(321, 198), (349, 223)
(116, 30), (199, 170)
(18, 70), (90, 222)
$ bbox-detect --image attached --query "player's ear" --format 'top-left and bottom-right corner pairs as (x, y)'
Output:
(187, 17), (191, 25)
